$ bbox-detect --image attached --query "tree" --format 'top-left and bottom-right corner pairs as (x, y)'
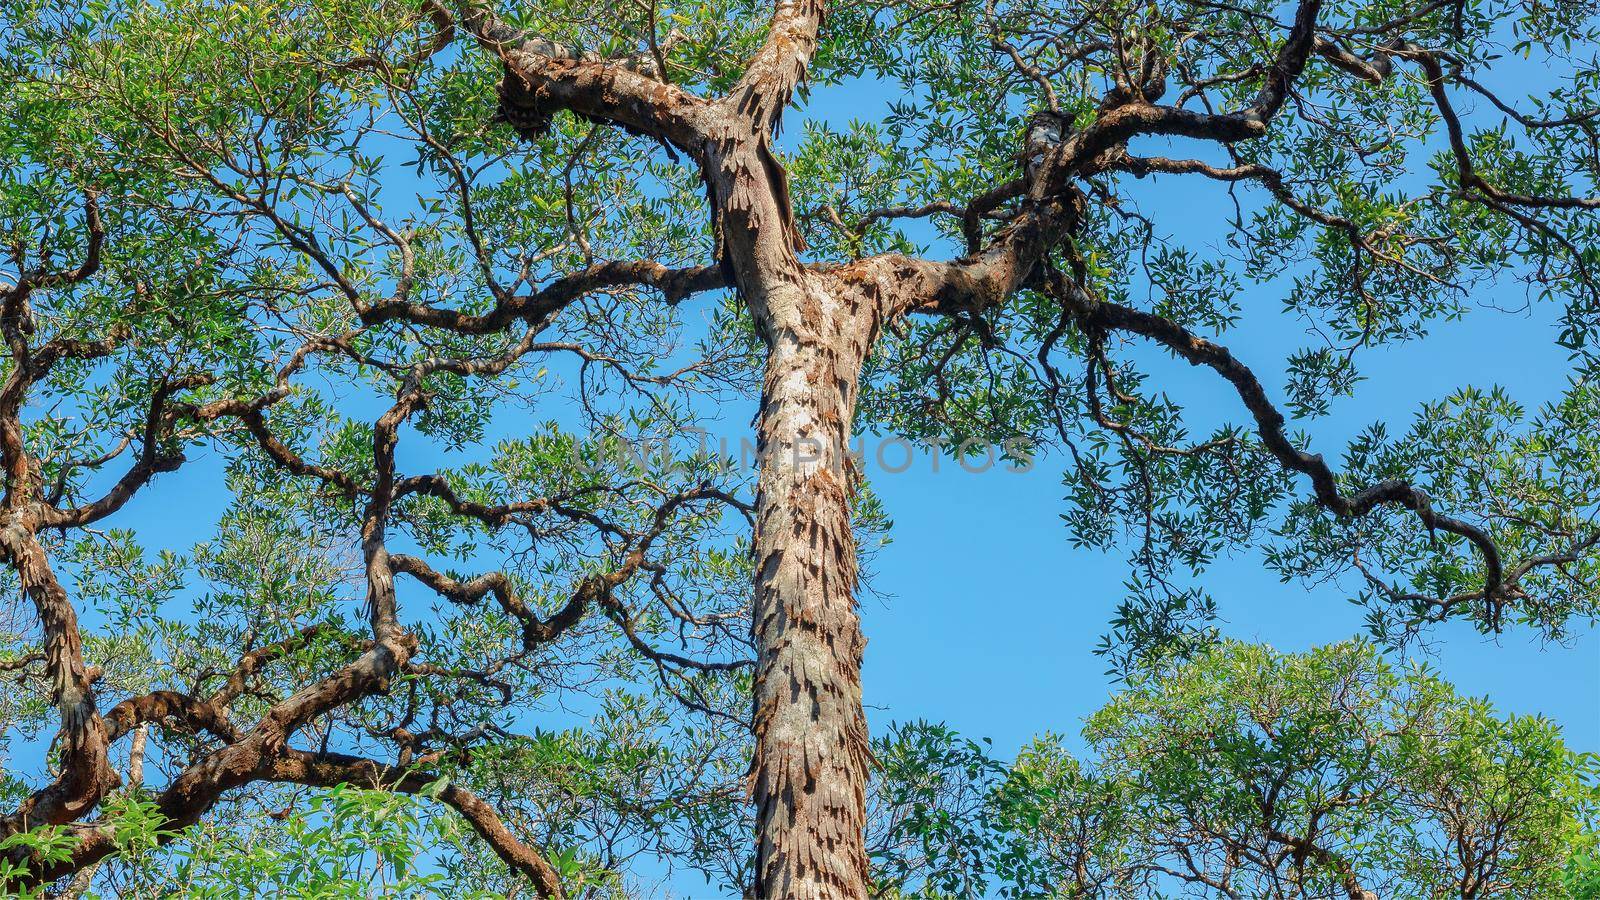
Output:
(1, 0), (757, 894)
(870, 642), (1600, 898)
(4, 0), (1600, 896)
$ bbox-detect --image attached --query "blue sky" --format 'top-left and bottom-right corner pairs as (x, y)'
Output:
(856, 316), (1600, 760)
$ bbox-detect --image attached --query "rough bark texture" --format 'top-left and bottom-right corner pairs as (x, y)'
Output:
(747, 268), (877, 898)
(0, 512), (117, 832)
(695, 101), (885, 890)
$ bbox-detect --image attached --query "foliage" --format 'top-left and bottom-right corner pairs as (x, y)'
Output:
(872, 641), (1600, 898)
(2, 0), (1600, 892)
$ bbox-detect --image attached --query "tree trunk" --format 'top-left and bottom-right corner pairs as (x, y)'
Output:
(698, 125), (885, 896)
(748, 270), (878, 898)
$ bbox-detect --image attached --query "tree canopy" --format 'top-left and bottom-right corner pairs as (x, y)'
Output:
(875, 641), (1600, 898)
(2, 0), (1600, 895)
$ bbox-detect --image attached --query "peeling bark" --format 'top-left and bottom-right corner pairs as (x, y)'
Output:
(698, 121), (885, 894)
(0, 513), (117, 835)
(747, 269), (878, 898)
